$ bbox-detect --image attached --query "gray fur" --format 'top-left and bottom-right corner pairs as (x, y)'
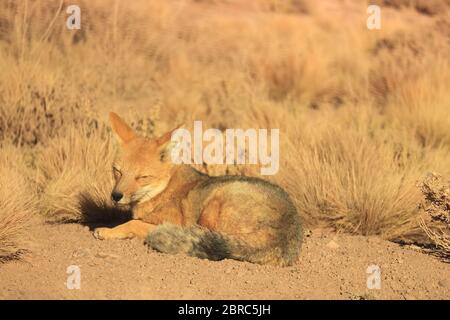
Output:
(147, 224), (233, 261)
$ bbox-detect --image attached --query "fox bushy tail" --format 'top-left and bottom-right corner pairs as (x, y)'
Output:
(146, 223), (251, 262)
(149, 223), (303, 267)
(147, 223), (301, 266)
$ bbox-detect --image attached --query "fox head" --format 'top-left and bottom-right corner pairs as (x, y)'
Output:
(109, 112), (179, 206)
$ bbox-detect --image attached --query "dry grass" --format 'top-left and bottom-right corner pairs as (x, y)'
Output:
(0, 145), (37, 261)
(0, 0), (449, 257)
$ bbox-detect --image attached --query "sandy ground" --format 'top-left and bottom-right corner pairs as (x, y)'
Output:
(0, 221), (448, 300)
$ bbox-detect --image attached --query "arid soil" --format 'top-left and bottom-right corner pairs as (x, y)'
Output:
(0, 220), (448, 300)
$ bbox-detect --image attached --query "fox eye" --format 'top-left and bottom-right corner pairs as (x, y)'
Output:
(136, 175), (154, 181)
(113, 167), (122, 177)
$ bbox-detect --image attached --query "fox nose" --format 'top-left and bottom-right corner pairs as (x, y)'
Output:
(111, 192), (123, 202)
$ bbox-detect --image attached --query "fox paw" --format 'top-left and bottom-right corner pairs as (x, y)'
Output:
(93, 228), (110, 240)
(93, 228), (134, 240)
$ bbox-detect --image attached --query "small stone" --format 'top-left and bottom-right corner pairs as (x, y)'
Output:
(95, 252), (119, 259)
(438, 279), (449, 288)
(326, 240), (340, 249)
(72, 248), (91, 258)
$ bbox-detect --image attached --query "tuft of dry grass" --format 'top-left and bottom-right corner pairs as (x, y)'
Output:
(0, 145), (37, 261)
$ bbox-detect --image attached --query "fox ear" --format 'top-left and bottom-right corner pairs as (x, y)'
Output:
(157, 124), (184, 162)
(109, 112), (136, 144)
(156, 124), (184, 146)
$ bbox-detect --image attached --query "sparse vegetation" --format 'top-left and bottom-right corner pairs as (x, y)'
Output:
(0, 0), (449, 259)
(0, 145), (37, 261)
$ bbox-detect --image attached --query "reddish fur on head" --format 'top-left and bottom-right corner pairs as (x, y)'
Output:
(109, 112), (179, 206)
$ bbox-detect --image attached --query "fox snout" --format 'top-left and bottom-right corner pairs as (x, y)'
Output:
(111, 191), (123, 203)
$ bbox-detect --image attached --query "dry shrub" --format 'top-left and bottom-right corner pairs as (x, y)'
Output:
(35, 126), (130, 223)
(0, 0), (98, 145)
(257, 0), (312, 14)
(384, 58), (450, 148)
(375, 0), (449, 16)
(418, 173), (450, 260)
(0, 88), (98, 146)
(370, 29), (450, 149)
(0, 145), (37, 261)
(0, 0), (159, 146)
(0, 35), (100, 146)
(370, 30), (449, 103)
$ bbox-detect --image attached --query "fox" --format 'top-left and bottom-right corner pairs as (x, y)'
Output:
(93, 112), (303, 266)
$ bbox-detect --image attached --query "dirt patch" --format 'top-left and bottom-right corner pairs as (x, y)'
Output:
(0, 221), (448, 299)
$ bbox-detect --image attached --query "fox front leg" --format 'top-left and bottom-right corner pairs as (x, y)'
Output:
(93, 220), (156, 240)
